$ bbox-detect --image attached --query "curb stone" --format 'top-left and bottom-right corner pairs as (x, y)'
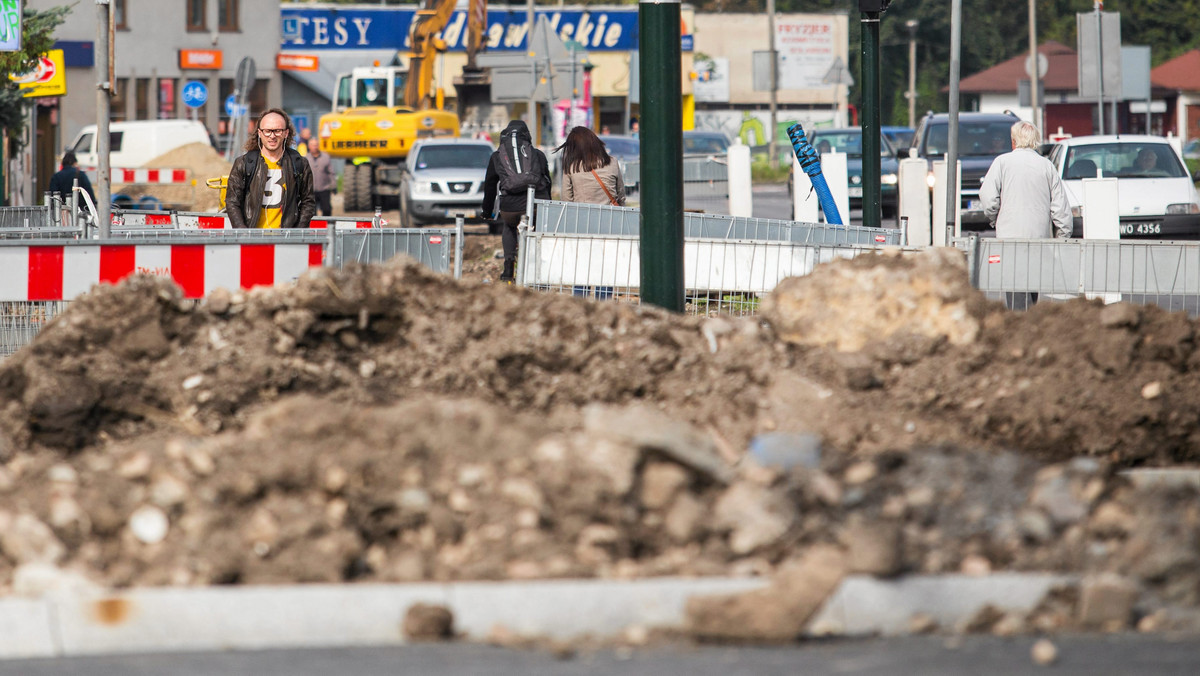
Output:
(0, 574), (1075, 659)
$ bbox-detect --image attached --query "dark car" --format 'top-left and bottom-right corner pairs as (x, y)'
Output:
(882, 126), (915, 151)
(598, 134), (639, 192)
(787, 128), (901, 218)
(910, 111), (1020, 228)
(683, 130), (731, 155)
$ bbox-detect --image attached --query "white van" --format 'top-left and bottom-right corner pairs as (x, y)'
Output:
(69, 120), (214, 169)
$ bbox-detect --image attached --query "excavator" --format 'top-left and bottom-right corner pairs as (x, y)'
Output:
(318, 0), (490, 211)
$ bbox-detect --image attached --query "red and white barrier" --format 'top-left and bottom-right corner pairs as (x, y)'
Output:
(0, 243), (323, 301)
(82, 168), (190, 184)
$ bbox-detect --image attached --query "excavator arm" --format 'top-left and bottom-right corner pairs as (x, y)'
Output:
(404, 0), (461, 110)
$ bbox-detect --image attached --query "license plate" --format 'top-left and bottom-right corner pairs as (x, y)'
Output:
(445, 209), (468, 218)
(967, 199), (982, 211)
(848, 187), (863, 197)
(1120, 222), (1161, 236)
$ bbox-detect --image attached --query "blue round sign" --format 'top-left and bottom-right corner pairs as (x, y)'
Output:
(181, 80), (208, 109)
(224, 94), (248, 117)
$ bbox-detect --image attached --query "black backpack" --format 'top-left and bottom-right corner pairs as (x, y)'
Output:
(496, 128), (540, 194)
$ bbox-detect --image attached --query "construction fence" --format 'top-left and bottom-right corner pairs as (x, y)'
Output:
(521, 200), (1200, 318)
(0, 208), (465, 356)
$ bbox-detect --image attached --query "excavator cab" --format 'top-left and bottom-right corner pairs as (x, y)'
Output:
(333, 67), (409, 113)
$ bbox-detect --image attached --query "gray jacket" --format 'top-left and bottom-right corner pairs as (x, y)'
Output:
(307, 151), (336, 193)
(979, 147), (1072, 239)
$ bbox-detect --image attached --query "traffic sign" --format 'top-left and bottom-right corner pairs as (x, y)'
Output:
(182, 80), (208, 108)
(224, 94), (248, 117)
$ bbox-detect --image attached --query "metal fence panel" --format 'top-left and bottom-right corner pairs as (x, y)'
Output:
(0, 301), (68, 357)
(334, 228), (454, 273)
(518, 230), (882, 314)
(0, 206), (53, 229)
(533, 200), (902, 245)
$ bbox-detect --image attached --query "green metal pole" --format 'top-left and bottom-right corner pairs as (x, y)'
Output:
(639, 0), (684, 312)
(861, 11), (881, 228)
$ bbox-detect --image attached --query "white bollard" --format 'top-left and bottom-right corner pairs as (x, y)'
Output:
(792, 157), (819, 223)
(1081, 177), (1120, 239)
(898, 156), (931, 246)
(930, 159), (961, 246)
(726, 142), (753, 218)
(822, 151), (849, 224)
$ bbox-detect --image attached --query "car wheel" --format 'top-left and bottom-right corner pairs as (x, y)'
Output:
(398, 192), (413, 227)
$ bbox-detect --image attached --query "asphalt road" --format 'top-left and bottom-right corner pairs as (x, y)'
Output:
(3, 635), (1198, 675)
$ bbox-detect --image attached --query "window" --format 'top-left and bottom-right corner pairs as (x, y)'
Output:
(187, 0), (206, 32)
(110, 79), (128, 122)
(113, 0), (128, 30)
(218, 0), (238, 32)
(135, 79), (149, 120)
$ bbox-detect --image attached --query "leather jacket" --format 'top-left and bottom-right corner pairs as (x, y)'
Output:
(226, 147), (316, 229)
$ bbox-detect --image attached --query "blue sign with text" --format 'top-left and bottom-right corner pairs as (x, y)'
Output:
(280, 7), (691, 53)
(182, 80), (208, 109)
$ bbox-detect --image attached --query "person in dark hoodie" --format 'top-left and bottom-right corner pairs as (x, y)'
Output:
(481, 120), (551, 283)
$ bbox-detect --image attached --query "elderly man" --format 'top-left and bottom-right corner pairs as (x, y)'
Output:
(978, 120), (1072, 310)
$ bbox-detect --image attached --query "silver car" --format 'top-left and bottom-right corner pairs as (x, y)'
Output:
(399, 138), (494, 226)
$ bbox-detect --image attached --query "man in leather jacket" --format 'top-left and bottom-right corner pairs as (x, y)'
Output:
(226, 108), (316, 229)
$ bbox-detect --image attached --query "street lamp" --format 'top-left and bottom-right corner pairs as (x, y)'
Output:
(905, 19), (918, 128)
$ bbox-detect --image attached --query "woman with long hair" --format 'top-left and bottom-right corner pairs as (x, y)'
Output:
(555, 126), (626, 206)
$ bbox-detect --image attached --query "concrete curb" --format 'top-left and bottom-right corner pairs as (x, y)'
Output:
(0, 573), (1074, 659)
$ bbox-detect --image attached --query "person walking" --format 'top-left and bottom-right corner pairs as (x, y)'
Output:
(226, 108), (316, 229)
(555, 126), (626, 207)
(49, 150), (95, 210)
(481, 120), (551, 284)
(305, 137), (335, 217)
(979, 120), (1072, 310)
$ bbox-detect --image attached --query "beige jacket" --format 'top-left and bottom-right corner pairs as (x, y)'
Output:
(561, 160), (626, 206)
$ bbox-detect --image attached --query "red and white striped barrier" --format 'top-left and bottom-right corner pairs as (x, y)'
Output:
(111, 212), (377, 230)
(0, 243), (323, 301)
(82, 168), (190, 184)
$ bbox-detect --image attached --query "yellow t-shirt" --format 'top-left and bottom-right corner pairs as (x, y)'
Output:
(255, 153), (286, 229)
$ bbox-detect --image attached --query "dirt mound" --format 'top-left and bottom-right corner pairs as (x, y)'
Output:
(0, 253), (1198, 637)
(115, 142), (231, 212)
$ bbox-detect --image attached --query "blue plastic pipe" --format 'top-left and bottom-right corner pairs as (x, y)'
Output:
(786, 122), (842, 225)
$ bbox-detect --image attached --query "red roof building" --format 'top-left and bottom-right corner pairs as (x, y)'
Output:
(1151, 49), (1200, 141)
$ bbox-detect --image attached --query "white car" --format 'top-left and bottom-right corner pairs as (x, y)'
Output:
(399, 138), (494, 226)
(1046, 135), (1200, 239)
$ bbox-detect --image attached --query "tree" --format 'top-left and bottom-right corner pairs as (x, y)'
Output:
(0, 4), (70, 141)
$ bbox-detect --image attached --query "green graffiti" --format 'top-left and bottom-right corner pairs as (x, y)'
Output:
(738, 112), (766, 147)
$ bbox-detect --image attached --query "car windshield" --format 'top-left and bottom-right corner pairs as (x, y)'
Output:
(884, 129), (914, 148)
(810, 131), (892, 158)
(924, 121), (1013, 157)
(412, 145), (493, 170)
(600, 137), (639, 157)
(683, 134), (728, 154)
(1064, 143), (1187, 179)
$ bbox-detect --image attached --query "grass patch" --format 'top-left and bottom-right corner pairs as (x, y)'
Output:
(751, 155), (791, 184)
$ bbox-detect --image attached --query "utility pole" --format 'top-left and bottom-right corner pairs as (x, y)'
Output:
(639, 0), (683, 311)
(1095, 0), (1104, 135)
(96, 0), (112, 236)
(906, 19), (918, 128)
(526, 0), (537, 143)
(860, 3), (882, 228)
(947, 0), (962, 243)
(767, 0), (778, 165)
(1028, 0), (1040, 133)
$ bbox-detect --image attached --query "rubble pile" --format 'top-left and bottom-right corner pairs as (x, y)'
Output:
(0, 250), (1196, 640)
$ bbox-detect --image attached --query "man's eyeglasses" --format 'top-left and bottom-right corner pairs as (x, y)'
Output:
(259, 128), (287, 137)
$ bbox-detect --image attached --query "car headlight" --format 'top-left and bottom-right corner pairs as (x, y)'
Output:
(1166, 203), (1200, 215)
(411, 181), (435, 197)
(881, 173), (898, 186)
(926, 172), (937, 189)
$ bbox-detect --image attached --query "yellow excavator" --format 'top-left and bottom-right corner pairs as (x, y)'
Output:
(318, 0), (490, 211)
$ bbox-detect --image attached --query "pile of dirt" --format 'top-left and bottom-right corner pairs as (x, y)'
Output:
(115, 143), (232, 212)
(0, 251), (1197, 639)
